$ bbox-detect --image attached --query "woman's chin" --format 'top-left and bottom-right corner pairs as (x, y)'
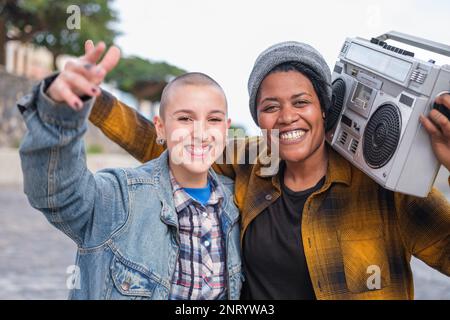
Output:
(181, 160), (213, 175)
(279, 145), (311, 163)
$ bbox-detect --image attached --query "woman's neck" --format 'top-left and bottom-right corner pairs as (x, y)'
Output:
(283, 141), (328, 192)
(168, 160), (209, 189)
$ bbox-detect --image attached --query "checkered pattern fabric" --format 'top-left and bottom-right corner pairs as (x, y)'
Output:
(168, 171), (227, 300)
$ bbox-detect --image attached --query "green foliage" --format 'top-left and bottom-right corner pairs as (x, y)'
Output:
(106, 56), (186, 94)
(229, 125), (247, 138)
(86, 143), (103, 154)
(0, 0), (186, 101)
(1, 0), (119, 65)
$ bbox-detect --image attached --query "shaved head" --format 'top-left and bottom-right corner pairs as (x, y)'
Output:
(159, 72), (227, 118)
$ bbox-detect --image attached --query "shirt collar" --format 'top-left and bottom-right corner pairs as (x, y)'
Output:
(169, 169), (223, 212)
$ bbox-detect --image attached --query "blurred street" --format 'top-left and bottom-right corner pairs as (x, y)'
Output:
(0, 148), (139, 299)
(0, 147), (448, 299)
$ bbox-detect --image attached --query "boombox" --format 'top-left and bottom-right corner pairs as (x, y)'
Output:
(326, 31), (450, 197)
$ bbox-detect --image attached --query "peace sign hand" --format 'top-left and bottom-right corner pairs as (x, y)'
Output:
(46, 40), (121, 110)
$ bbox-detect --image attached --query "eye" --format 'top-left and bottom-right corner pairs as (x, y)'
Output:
(294, 100), (309, 107)
(177, 116), (193, 122)
(208, 117), (223, 122)
(262, 105), (278, 113)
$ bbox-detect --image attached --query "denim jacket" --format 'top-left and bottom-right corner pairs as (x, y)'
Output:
(18, 81), (243, 300)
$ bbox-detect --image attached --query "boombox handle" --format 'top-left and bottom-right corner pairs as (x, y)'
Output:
(376, 31), (450, 57)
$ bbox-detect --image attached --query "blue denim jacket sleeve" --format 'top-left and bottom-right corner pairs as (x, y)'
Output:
(19, 80), (129, 248)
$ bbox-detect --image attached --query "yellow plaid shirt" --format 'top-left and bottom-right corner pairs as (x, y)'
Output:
(89, 91), (450, 300)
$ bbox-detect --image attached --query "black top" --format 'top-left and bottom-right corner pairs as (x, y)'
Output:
(241, 164), (325, 300)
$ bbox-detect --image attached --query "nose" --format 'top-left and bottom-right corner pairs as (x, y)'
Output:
(277, 105), (300, 125)
(192, 120), (209, 142)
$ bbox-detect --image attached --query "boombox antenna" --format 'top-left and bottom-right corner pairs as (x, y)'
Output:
(376, 31), (450, 57)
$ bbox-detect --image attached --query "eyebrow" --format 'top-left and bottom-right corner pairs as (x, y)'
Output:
(291, 92), (312, 100)
(259, 92), (312, 105)
(172, 109), (226, 115)
(208, 110), (226, 115)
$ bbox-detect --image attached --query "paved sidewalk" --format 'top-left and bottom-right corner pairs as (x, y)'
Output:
(0, 148), (139, 299)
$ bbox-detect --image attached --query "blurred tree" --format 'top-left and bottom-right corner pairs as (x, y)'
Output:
(106, 56), (186, 103)
(229, 125), (247, 138)
(0, 0), (119, 68)
(0, 0), (186, 111)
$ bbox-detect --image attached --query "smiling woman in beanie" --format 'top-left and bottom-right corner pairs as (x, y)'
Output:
(64, 40), (449, 300)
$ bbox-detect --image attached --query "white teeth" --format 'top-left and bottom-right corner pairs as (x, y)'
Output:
(280, 130), (306, 140)
(186, 145), (211, 156)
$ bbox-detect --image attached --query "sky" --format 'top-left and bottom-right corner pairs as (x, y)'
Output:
(112, 0), (450, 135)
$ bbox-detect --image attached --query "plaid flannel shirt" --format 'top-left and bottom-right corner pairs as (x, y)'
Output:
(168, 171), (227, 300)
(89, 91), (450, 300)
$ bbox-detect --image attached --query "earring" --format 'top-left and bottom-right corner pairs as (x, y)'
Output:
(156, 137), (165, 145)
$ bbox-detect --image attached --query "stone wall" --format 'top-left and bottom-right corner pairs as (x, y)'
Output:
(0, 67), (35, 147)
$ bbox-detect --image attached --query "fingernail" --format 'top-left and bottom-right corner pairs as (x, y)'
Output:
(92, 87), (98, 94)
(75, 102), (82, 109)
(96, 67), (105, 76)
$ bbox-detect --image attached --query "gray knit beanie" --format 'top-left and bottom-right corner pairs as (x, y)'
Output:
(248, 41), (332, 125)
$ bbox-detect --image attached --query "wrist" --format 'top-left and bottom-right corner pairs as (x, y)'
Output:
(37, 80), (94, 129)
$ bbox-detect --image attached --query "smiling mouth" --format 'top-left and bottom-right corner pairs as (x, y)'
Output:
(278, 129), (308, 145)
(184, 144), (213, 158)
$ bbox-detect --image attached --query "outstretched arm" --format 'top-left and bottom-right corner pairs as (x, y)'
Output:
(20, 82), (128, 248)
(89, 91), (165, 162)
(19, 43), (128, 248)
